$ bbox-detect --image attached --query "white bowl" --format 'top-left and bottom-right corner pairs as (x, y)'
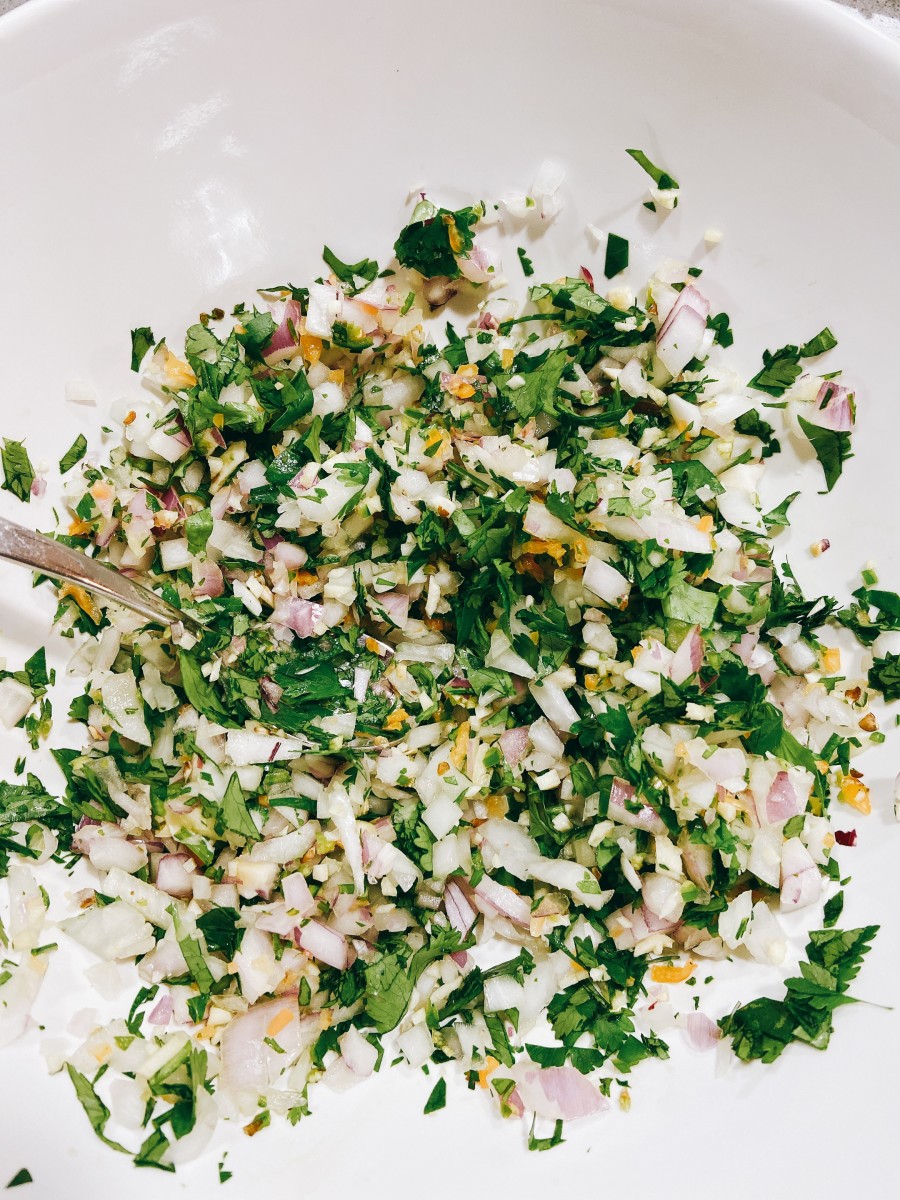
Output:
(0, 1), (898, 1196)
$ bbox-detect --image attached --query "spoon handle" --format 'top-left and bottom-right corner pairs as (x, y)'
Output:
(0, 514), (200, 634)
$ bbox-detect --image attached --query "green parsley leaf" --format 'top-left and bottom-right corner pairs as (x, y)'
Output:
(719, 924), (878, 1062)
(667, 460), (723, 508)
(66, 1064), (129, 1154)
(322, 245), (379, 289)
(59, 434), (88, 475)
(130, 326), (155, 372)
(869, 652), (900, 700)
(528, 1117), (565, 1151)
(5, 1169), (33, 1188)
(517, 247), (535, 277)
(220, 772), (259, 842)
(661, 581), (718, 627)
(734, 409), (779, 457)
(1, 440), (35, 503)
(837, 586), (900, 645)
(196, 906), (244, 959)
(177, 652), (234, 726)
(800, 327), (838, 357)
(707, 312), (734, 348)
(604, 233), (629, 279)
(762, 491), (800, 530)
(364, 928), (463, 1033)
(749, 329), (838, 397)
(823, 892), (844, 928)
(797, 415), (852, 492)
(394, 204), (482, 279)
(498, 348), (570, 420)
(424, 1077), (447, 1114)
(184, 508), (214, 555)
(170, 907), (215, 993)
(625, 148), (679, 191)
(748, 345), (802, 397)
(0, 776), (60, 833)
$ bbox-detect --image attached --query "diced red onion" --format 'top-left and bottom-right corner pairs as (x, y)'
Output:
(642, 873), (684, 923)
(509, 1063), (607, 1121)
(31, 477), (47, 499)
(273, 541), (308, 569)
(779, 639), (818, 675)
(834, 829), (857, 847)
(669, 625), (703, 685)
(210, 487), (233, 520)
(583, 555), (630, 606)
(682, 1011), (720, 1051)
(780, 838), (821, 911)
(296, 920), (349, 970)
(128, 490), (152, 521)
(579, 265), (595, 291)
(95, 517), (119, 548)
(657, 303), (708, 378)
(271, 597), (323, 639)
(192, 560), (224, 599)
(155, 853), (195, 899)
(260, 676), (284, 711)
(160, 487), (185, 517)
(148, 993), (174, 1026)
(339, 1026), (378, 1078)
(444, 877), (478, 935)
(732, 627), (761, 666)
(458, 244), (495, 285)
(282, 872), (316, 917)
(806, 380), (854, 433)
(657, 284), (710, 341)
(499, 726), (529, 768)
(766, 770), (803, 823)
(263, 298), (302, 364)
(607, 778), (667, 835)
(377, 590), (410, 628)
(472, 877), (531, 928)
(681, 841), (713, 889)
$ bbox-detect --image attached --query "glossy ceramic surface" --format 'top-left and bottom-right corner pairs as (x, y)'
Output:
(1, 1), (898, 1195)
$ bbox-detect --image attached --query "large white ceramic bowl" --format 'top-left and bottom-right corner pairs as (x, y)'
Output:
(1, 1), (898, 1196)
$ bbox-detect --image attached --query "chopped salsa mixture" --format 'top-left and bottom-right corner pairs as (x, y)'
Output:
(0, 154), (895, 1173)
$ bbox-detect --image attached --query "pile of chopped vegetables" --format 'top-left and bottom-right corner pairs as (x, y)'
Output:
(1, 154), (897, 1173)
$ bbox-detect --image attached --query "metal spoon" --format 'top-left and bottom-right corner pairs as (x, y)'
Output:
(0, 514), (203, 636)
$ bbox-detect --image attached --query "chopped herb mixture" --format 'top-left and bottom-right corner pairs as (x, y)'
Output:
(0, 160), (892, 1172)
